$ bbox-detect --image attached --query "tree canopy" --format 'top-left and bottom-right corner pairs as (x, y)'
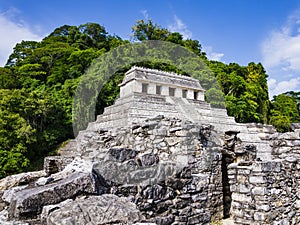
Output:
(269, 93), (300, 132)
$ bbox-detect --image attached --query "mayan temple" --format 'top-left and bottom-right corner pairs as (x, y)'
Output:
(87, 66), (273, 161)
(0, 67), (299, 225)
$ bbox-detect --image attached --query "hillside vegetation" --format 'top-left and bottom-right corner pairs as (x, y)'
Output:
(0, 20), (299, 178)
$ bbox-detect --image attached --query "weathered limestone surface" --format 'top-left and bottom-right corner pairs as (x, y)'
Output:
(0, 171), (46, 192)
(2, 158), (101, 220)
(226, 129), (300, 224)
(79, 116), (224, 224)
(44, 194), (145, 225)
(8, 172), (99, 219)
(0, 170), (48, 213)
(0, 209), (29, 225)
(270, 129), (300, 160)
(290, 123), (300, 131)
(229, 159), (300, 225)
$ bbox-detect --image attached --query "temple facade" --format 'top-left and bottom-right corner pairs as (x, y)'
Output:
(119, 66), (205, 101)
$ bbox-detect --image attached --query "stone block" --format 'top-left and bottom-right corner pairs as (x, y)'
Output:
(231, 201), (241, 209)
(273, 201), (283, 208)
(175, 130), (187, 137)
(153, 137), (164, 144)
(231, 193), (252, 203)
(40, 198), (73, 223)
(256, 204), (270, 212)
(273, 147), (292, 155)
(227, 168), (236, 175)
(165, 137), (180, 146)
(153, 128), (167, 137)
(234, 217), (252, 224)
(254, 212), (268, 221)
(9, 172), (98, 219)
(232, 209), (245, 218)
(228, 174), (236, 181)
(251, 187), (267, 195)
(0, 171), (46, 191)
(238, 184), (251, 193)
(187, 213), (210, 224)
(260, 161), (282, 172)
(237, 168), (251, 175)
(252, 163), (262, 172)
(249, 176), (265, 184)
(44, 156), (75, 175)
(285, 156), (297, 163)
(237, 175), (248, 183)
(2, 186), (28, 203)
(46, 194), (145, 225)
(295, 200), (300, 209)
(254, 196), (269, 202)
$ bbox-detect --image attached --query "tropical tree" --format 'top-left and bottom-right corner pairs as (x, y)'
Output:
(269, 94), (300, 132)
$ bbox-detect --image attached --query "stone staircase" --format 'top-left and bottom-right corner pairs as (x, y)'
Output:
(87, 93), (179, 131)
(168, 97), (201, 122)
(162, 96), (273, 160)
(84, 92), (274, 160)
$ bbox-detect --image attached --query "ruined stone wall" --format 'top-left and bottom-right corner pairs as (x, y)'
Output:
(76, 116), (224, 224)
(229, 159), (300, 225)
(270, 130), (300, 160)
(228, 126), (300, 225)
(3, 111), (300, 224)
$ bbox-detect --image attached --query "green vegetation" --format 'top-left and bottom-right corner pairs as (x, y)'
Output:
(269, 93), (300, 132)
(0, 23), (128, 177)
(0, 20), (299, 178)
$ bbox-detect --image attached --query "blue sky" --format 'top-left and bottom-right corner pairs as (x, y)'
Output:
(0, 0), (300, 98)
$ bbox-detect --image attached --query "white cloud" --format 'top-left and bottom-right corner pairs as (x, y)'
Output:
(167, 15), (225, 61)
(168, 15), (192, 39)
(262, 11), (300, 97)
(267, 78), (277, 90)
(203, 46), (224, 61)
(268, 77), (300, 99)
(0, 9), (43, 66)
(140, 10), (150, 20)
(262, 26), (300, 71)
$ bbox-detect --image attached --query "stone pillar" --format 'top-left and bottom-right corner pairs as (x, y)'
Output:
(187, 89), (194, 100)
(198, 91), (205, 101)
(136, 81), (143, 93)
(120, 80), (138, 97)
(148, 83), (156, 95)
(174, 87), (181, 98)
(161, 85), (168, 96)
